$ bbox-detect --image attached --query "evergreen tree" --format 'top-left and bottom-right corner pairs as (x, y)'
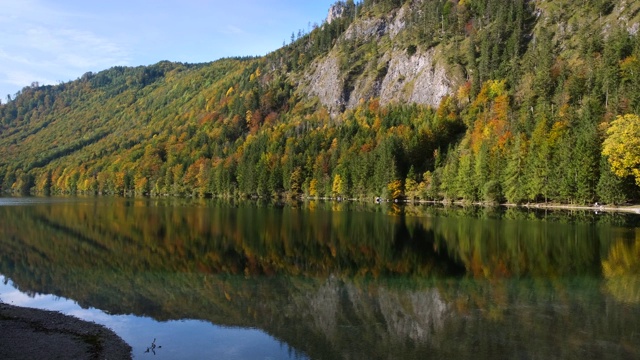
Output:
(503, 135), (528, 204)
(596, 156), (628, 205)
(524, 112), (550, 202)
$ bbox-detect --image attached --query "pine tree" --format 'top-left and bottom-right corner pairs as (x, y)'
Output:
(596, 156), (628, 205)
(524, 112), (550, 202)
(503, 135), (527, 204)
(440, 147), (459, 201)
(457, 151), (476, 201)
(573, 124), (599, 204)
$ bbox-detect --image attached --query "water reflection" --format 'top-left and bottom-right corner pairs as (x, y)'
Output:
(0, 276), (304, 360)
(602, 235), (640, 304)
(0, 198), (639, 359)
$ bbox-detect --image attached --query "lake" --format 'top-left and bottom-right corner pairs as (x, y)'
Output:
(1, 197), (639, 359)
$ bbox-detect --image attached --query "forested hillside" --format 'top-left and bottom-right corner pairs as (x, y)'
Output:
(1, 0), (640, 204)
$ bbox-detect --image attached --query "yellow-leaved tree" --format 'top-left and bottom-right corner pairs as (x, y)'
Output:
(387, 180), (403, 200)
(602, 114), (640, 185)
(332, 174), (343, 197)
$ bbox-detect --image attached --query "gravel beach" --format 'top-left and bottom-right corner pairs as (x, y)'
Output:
(0, 302), (131, 359)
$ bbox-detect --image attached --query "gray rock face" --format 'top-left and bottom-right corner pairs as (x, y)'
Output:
(300, 1), (454, 115)
(380, 49), (451, 108)
(304, 56), (345, 113)
(344, 17), (388, 41)
(327, 3), (345, 24)
(388, 5), (409, 39)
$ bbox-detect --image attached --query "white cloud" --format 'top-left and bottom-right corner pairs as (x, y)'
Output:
(0, 0), (131, 97)
(0, 0), (336, 98)
(4, 70), (56, 88)
(224, 25), (246, 35)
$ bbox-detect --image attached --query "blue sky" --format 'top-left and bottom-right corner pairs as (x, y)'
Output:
(0, 0), (336, 101)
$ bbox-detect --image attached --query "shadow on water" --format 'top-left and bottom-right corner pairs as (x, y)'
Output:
(0, 197), (640, 359)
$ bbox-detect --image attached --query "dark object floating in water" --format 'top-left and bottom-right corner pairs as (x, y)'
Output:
(144, 338), (162, 355)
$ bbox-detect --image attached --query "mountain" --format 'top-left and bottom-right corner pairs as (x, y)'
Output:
(1, 0), (640, 204)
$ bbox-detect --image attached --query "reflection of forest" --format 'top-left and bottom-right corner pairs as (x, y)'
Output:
(1, 199), (639, 359)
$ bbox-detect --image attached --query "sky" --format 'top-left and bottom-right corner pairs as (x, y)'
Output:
(0, 0), (336, 101)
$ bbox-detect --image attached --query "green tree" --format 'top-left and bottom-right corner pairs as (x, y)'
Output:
(525, 114), (550, 202)
(596, 156), (628, 204)
(574, 123), (600, 203)
(457, 151), (476, 201)
(503, 135), (527, 204)
(440, 148), (459, 201)
(404, 166), (419, 201)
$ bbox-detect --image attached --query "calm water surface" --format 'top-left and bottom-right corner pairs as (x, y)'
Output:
(1, 197), (639, 359)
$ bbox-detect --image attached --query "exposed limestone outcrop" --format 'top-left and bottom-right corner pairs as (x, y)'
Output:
(379, 49), (451, 108)
(300, 1), (456, 116)
(343, 17), (387, 42)
(304, 56), (344, 113)
(327, 3), (345, 24)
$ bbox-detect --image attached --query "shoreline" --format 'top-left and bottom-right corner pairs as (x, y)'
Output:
(0, 302), (132, 360)
(2, 193), (640, 216)
(307, 196), (640, 214)
(505, 202), (640, 214)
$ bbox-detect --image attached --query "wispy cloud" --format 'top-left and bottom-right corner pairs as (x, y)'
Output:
(224, 25), (246, 36)
(0, 0), (336, 98)
(0, 0), (131, 97)
(3, 70), (56, 88)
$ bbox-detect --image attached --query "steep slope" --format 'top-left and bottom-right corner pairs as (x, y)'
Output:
(297, 2), (461, 114)
(1, 0), (640, 204)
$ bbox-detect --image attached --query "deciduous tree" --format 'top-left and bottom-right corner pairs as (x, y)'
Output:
(602, 114), (640, 185)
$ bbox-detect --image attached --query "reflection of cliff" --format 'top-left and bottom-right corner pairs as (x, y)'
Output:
(270, 276), (452, 360)
(0, 199), (459, 358)
(294, 276), (449, 358)
(3, 267), (640, 359)
(1, 200), (640, 359)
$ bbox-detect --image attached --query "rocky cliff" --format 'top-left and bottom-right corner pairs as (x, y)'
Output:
(327, 2), (346, 24)
(299, 0), (461, 115)
(3, 0), (640, 202)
